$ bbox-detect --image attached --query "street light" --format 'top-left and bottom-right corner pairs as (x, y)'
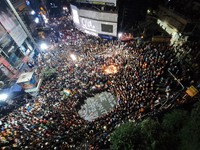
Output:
(63, 7), (68, 11)
(70, 54), (77, 61)
(34, 17), (39, 23)
(40, 43), (48, 50)
(0, 93), (8, 101)
(31, 10), (35, 15)
(168, 69), (184, 90)
(118, 32), (122, 39)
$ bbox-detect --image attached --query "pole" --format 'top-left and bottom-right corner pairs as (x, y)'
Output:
(168, 68), (185, 90)
(158, 69), (185, 110)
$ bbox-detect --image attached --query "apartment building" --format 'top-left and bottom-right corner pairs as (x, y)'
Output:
(0, 0), (37, 84)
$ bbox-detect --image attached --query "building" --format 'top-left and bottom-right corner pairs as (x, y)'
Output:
(69, 0), (148, 39)
(155, 0), (200, 44)
(70, 0), (118, 39)
(0, 0), (38, 85)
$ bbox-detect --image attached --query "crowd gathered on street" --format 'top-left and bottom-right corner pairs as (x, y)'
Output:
(0, 13), (198, 149)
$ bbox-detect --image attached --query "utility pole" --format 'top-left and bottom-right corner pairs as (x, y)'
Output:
(159, 69), (185, 110)
(168, 68), (185, 90)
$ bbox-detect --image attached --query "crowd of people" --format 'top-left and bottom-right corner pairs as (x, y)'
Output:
(0, 12), (198, 149)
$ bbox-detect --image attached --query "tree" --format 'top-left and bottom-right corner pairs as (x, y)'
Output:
(110, 118), (179, 150)
(180, 102), (200, 150)
(162, 109), (189, 133)
(110, 122), (147, 150)
(110, 106), (200, 150)
(41, 67), (57, 80)
(161, 109), (189, 150)
(140, 118), (177, 150)
(140, 118), (162, 150)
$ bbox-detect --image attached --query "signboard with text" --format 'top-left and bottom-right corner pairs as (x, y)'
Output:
(79, 17), (117, 36)
(70, 5), (117, 37)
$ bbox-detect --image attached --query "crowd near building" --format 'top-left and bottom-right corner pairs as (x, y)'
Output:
(0, 0), (200, 149)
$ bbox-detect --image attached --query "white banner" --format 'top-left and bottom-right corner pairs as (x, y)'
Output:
(71, 4), (117, 37)
(70, 5), (80, 25)
(79, 17), (117, 36)
(79, 9), (117, 22)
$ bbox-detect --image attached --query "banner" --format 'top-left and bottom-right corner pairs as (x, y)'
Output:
(79, 9), (118, 22)
(63, 89), (71, 96)
(79, 17), (117, 36)
(70, 4), (117, 37)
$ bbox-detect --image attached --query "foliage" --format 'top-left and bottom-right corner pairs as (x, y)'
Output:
(140, 118), (162, 150)
(162, 109), (189, 133)
(110, 106), (200, 150)
(110, 119), (167, 150)
(179, 102), (200, 150)
(141, 118), (161, 140)
(157, 109), (188, 150)
(41, 67), (56, 79)
(110, 122), (147, 150)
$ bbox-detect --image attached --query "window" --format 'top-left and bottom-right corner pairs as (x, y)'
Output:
(101, 24), (113, 33)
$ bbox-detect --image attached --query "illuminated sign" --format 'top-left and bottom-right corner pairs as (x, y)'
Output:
(70, 4), (117, 36)
(81, 18), (96, 31)
(72, 9), (80, 24)
(186, 86), (199, 97)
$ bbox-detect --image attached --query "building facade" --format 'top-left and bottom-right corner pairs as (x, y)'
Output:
(156, 0), (200, 44)
(0, 0), (37, 84)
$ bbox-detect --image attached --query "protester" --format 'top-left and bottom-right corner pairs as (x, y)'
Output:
(0, 12), (197, 150)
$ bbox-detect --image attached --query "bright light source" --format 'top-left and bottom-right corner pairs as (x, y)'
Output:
(31, 10), (35, 15)
(26, 0), (30, 6)
(0, 94), (8, 101)
(40, 43), (48, 50)
(104, 65), (118, 74)
(42, 14), (48, 23)
(118, 33), (122, 39)
(63, 7), (68, 10)
(34, 17), (39, 23)
(70, 54), (77, 61)
(72, 9), (80, 24)
(147, 9), (151, 14)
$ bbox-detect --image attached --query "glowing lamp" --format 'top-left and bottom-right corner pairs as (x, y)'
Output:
(0, 94), (8, 101)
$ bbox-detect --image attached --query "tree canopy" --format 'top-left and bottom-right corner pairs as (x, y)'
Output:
(110, 102), (200, 150)
(41, 67), (57, 80)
